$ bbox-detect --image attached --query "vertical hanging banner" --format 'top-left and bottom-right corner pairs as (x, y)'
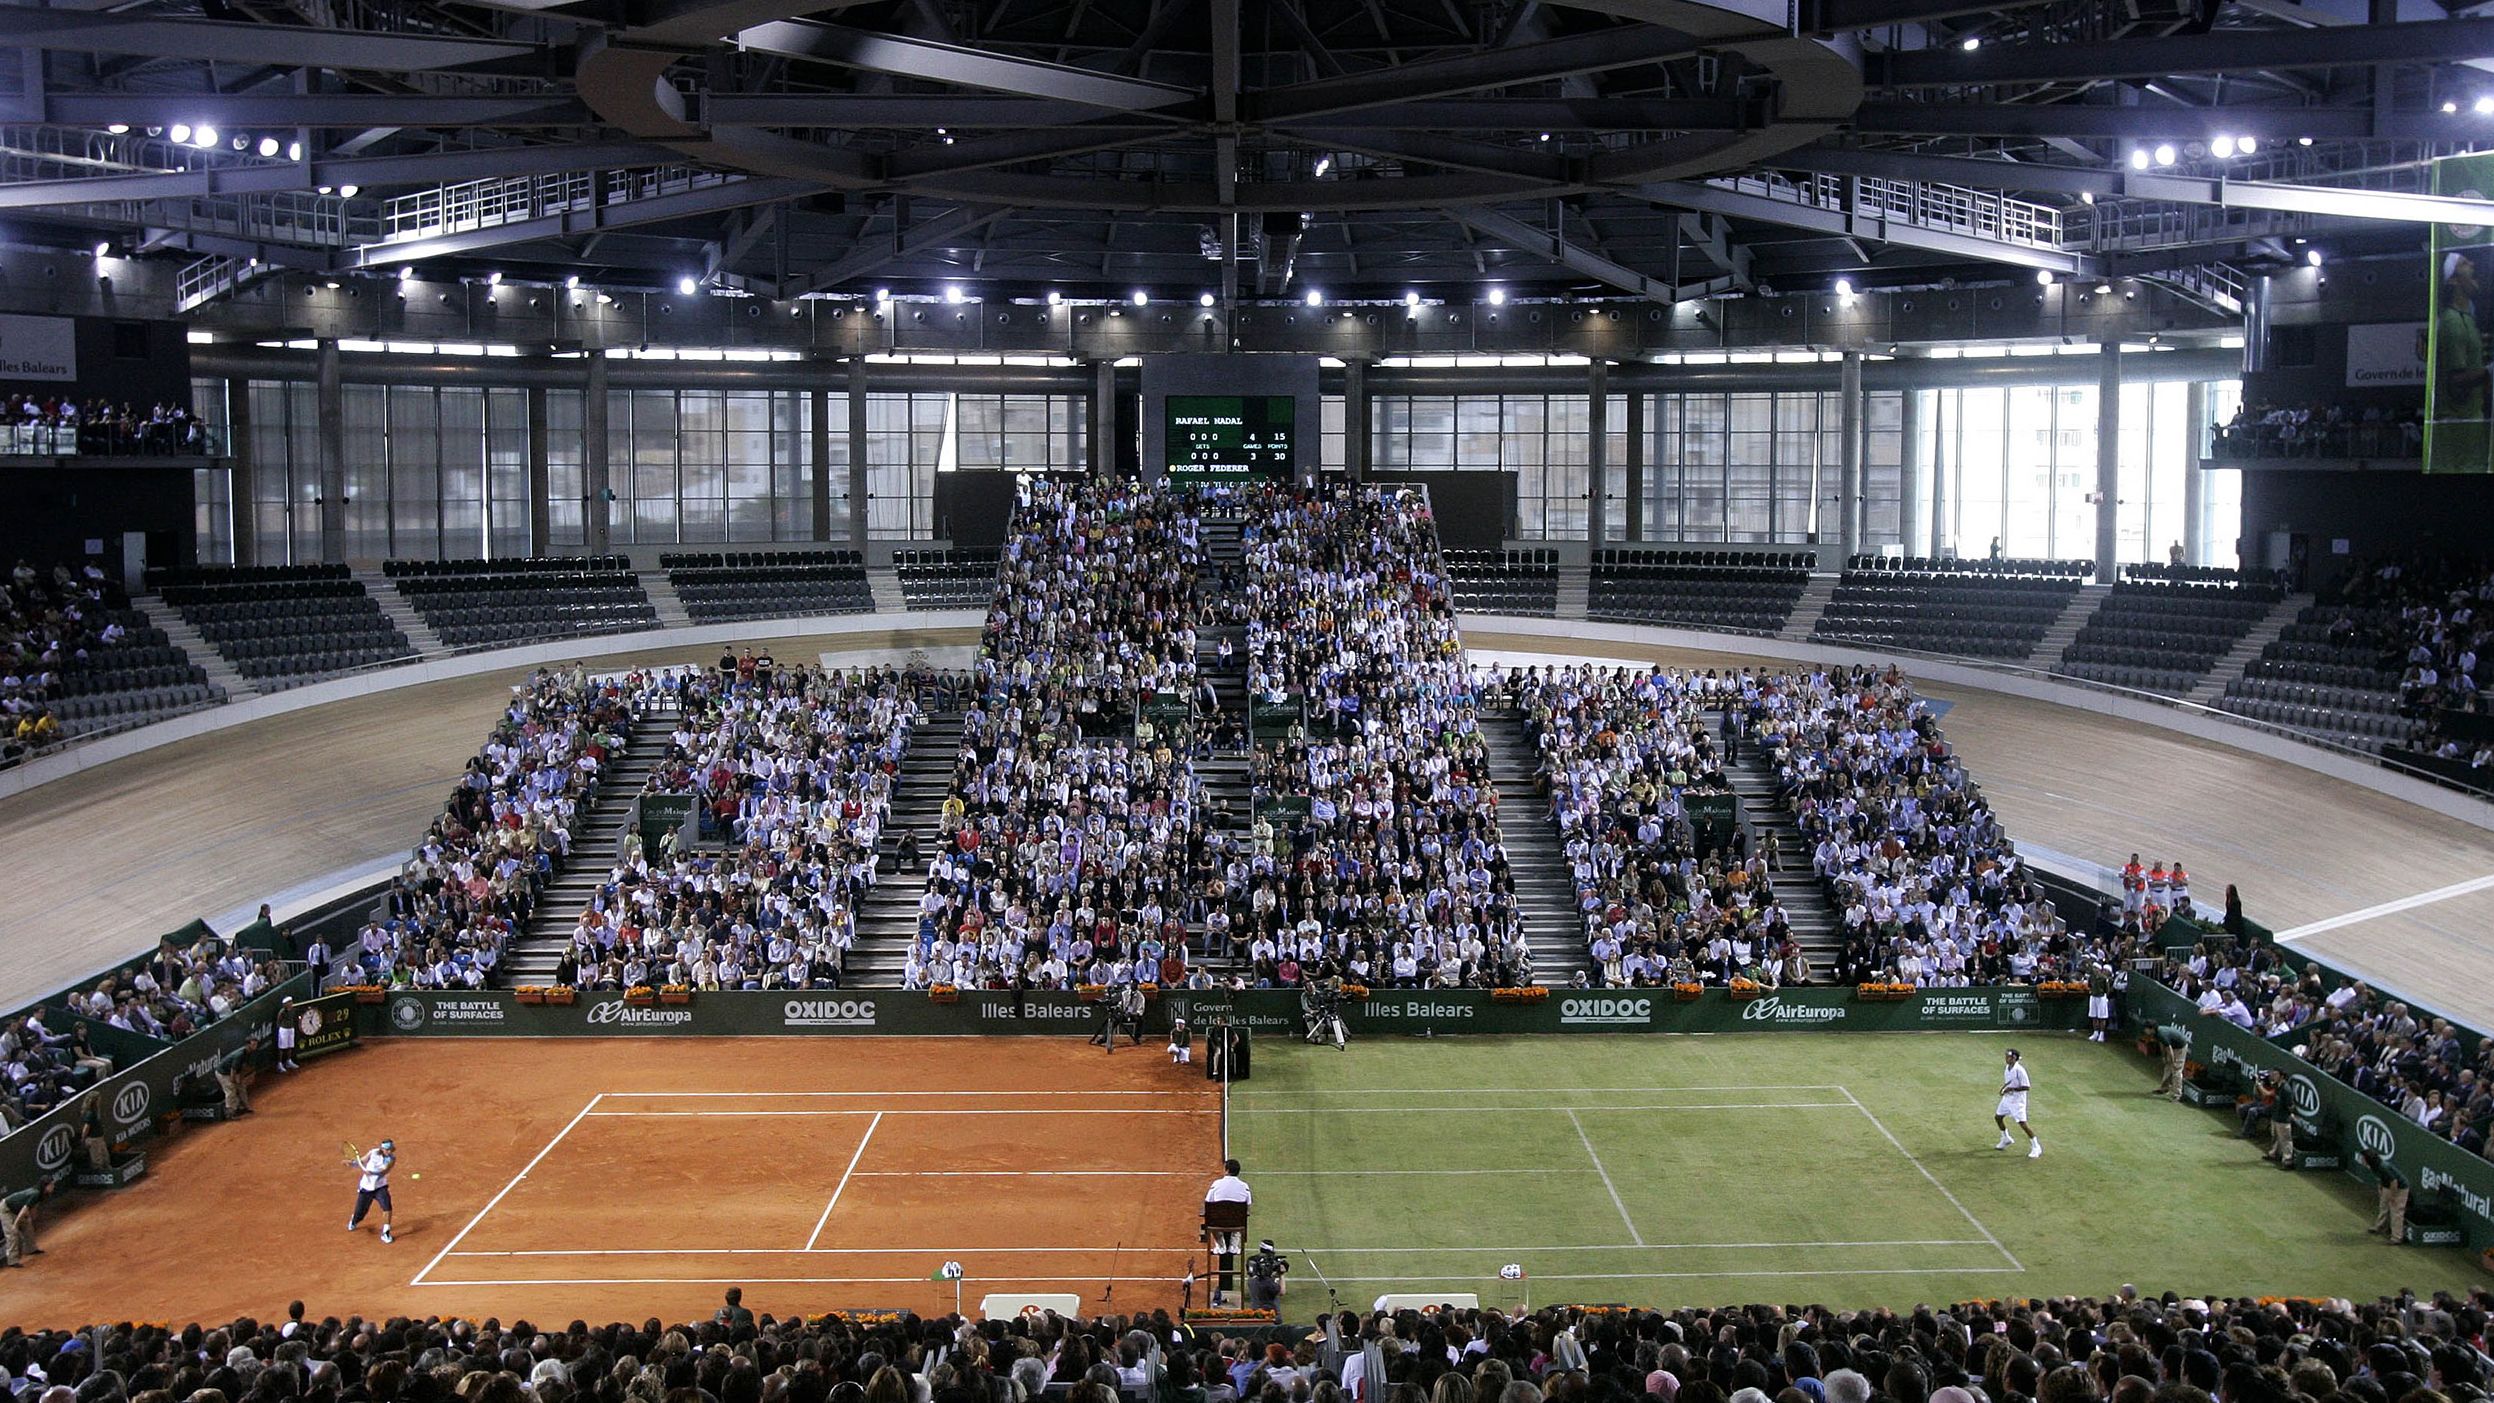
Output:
(2427, 153), (2494, 473)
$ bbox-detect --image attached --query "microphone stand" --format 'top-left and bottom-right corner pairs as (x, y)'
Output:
(1301, 1248), (1342, 1316)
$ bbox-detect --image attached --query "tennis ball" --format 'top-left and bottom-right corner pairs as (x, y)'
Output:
(410, 1172), (422, 1180)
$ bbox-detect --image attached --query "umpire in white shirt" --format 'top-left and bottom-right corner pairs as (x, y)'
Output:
(1205, 1158), (1251, 1304)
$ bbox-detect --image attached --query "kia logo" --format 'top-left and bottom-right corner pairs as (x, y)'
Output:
(33, 1124), (74, 1172)
(2357, 1114), (2398, 1159)
(111, 1082), (150, 1125)
(2286, 1075), (2321, 1119)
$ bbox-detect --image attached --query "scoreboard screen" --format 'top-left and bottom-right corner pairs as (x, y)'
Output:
(1166, 394), (1295, 481)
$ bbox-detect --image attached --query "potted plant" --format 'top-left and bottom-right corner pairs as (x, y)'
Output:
(544, 985), (577, 1006)
(929, 983), (961, 1004)
(1728, 977), (1765, 1000)
(624, 984), (657, 1007)
(1672, 981), (1703, 1002)
(1491, 986), (1549, 1003)
(514, 986), (547, 1005)
(1855, 981), (1914, 1001)
(1340, 983), (1371, 998)
(658, 983), (693, 1005)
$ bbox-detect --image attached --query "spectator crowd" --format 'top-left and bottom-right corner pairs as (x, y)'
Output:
(2, 559), (128, 763)
(0, 393), (209, 456)
(2211, 401), (2422, 461)
(0, 1288), (2486, 1403)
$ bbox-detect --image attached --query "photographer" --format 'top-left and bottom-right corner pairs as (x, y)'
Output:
(1244, 1238), (1288, 1310)
(1302, 974), (1346, 1050)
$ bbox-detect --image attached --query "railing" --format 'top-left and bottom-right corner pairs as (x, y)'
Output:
(1702, 170), (2064, 251)
(0, 422), (228, 457)
(375, 164), (749, 248)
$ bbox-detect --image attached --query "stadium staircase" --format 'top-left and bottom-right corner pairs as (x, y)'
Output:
(357, 569), (445, 656)
(497, 705), (680, 986)
(1477, 713), (1594, 986)
(866, 569), (906, 614)
(1554, 566), (1590, 620)
(2031, 586), (2106, 667)
(133, 596), (253, 701)
(833, 707), (965, 984)
(2185, 592), (2309, 706)
(642, 570), (692, 628)
(1777, 575), (1840, 642)
(1723, 746), (1846, 976)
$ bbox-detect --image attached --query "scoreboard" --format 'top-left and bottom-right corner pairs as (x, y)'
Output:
(1166, 395), (1295, 482)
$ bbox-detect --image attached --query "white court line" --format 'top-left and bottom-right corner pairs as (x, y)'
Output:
(851, 1170), (1189, 1178)
(417, 1267), (2023, 1289)
(583, 1116), (1207, 1126)
(411, 1093), (605, 1287)
(1234, 1103), (1853, 1114)
(1232, 1085), (1846, 1096)
(1290, 1240), (1991, 1253)
(2274, 872), (2494, 942)
(1837, 1086), (2023, 1273)
(600, 1090), (1201, 1098)
(804, 1111), (882, 1251)
(1566, 1109), (1644, 1248)
(453, 1247), (1193, 1259)
(1258, 1169), (1602, 1177)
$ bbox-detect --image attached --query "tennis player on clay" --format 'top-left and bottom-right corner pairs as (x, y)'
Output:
(345, 1138), (415, 1243)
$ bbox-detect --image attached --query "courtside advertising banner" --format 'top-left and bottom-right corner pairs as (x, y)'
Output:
(291, 991), (358, 1061)
(2427, 152), (2494, 473)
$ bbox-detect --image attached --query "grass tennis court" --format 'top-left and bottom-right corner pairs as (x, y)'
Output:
(1230, 1032), (2486, 1309)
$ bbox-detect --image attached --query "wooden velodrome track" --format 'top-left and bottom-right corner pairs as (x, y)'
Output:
(3, 620), (2491, 1026)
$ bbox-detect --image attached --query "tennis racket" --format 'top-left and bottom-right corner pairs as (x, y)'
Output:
(341, 1139), (362, 1167)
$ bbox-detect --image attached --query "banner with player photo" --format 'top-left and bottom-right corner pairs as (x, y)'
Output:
(2427, 152), (2494, 473)
(290, 991), (358, 1061)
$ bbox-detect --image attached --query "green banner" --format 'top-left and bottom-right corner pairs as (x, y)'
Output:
(291, 991), (359, 1061)
(361, 985), (2083, 1041)
(1252, 696), (1301, 739)
(2133, 980), (2494, 1248)
(2428, 152), (2494, 474)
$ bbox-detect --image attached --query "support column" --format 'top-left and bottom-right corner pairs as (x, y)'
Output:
(2096, 340), (2122, 583)
(809, 383), (833, 543)
(1343, 359), (1369, 481)
(583, 353), (611, 555)
(1837, 350), (1863, 561)
(1586, 361), (1609, 548)
(1897, 388), (1923, 560)
(1931, 395), (1951, 559)
(1092, 360), (1119, 479)
(1624, 391), (1646, 542)
(525, 384), (551, 556)
(2183, 381), (2208, 567)
(847, 357), (870, 550)
(225, 376), (257, 566)
(315, 339), (346, 564)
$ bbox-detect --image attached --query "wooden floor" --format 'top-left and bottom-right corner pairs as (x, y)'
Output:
(7, 623), (2491, 1027)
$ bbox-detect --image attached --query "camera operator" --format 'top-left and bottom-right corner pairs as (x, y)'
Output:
(1244, 1238), (1288, 1310)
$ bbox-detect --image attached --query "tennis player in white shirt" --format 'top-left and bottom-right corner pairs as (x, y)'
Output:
(348, 1139), (398, 1242)
(1994, 1049), (2040, 1158)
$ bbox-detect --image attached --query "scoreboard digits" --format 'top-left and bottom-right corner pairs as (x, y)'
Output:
(1167, 394), (1295, 481)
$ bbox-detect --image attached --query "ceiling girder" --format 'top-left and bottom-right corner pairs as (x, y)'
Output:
(1877, 15), (2494, 86)
(0, 9), (539, 71)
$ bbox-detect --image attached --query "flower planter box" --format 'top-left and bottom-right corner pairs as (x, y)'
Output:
(624, 992), (657, 1008)
(928, 987), (960, 1005)
(658, 990), (692, 1006)
(1672, 986), (1703, 1002)
(545, 989), (577, 1006)
(352, 990), (384, 1005)
(514, 989), (546, 1005)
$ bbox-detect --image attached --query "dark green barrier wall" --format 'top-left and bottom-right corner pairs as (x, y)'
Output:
(2132, 981), (2494, 1250)
(0, 973), (312, 1198)
(359, 985), (2084, 1040)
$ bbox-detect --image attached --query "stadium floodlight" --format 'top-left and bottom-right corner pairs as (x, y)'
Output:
(874, 287), (891, 303)
(1046, 290), (1062, 305)
(338, 184), (358, 197)
(2036, 269), (2054, 286)
(2128, 148), (2149, 170)
(192, 124), (218, 148)
(93, 241), (111, 259)
(945, 284), (966, 304)
(1834, 278), (1853, 298)
(399, 265), (415, 281)
(1305, 289), (1323, 307)
(106, 123), (128, 134)
(1404, 291), (1420, 307)
(2152, 144), (2176, 166)
(2210, 135), (2235, 159)
(2477, 96), (2494, 115)
(287, 141), (302, 160)
(1486, 286), (1507, 305)
(679, 276), (698, 295)
(1199, 292), (1216, 307)
(2238, 136), (2258, 154)
(257, 136), (279, 157)
(1960, 35), (1979, 49)
(565, 274), (581, 289)
(168, 124), (191, 144)
(2447, 101), (2463, 114)
(2307, 249), (2323, 267)
(1132, 289), (1148, 306)
(487, 271), (502, 285)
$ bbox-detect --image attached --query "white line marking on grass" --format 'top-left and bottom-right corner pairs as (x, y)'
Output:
(600, 1090), (1201, 1098)
(850, 1170), (1190, 1178)
(1566, 1109), (1644, 1247)
(411, 1093), (605, 1287)
(1837, 1086), (2023, 1272)
(1233, 1103), (1853, 1114)
(448, 1246), (1196, 1258)
(1315, 1267), (2025, 1283)
(1232, 1085), (1847, 1097)
(1257, 1169), (1603, 1177)
(804, 1111), (882, 1250)
(2275, 873), (2494, 942)
(1290, 1240), (1991, 1253)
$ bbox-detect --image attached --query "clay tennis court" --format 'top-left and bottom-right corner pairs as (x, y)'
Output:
(13, 1038), (1219, 1328)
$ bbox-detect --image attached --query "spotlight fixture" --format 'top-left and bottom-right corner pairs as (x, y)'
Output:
(2238, 135), (2258, 154)
(487, 271), (502, 285)
(1046, 290), (1062, 305)
(2036, 269), (2054, 286)
(1834, 278), (1854, 298)
(92, 241), (110, 259)
(2129, 149), (2149, 170)
(168, 124), (191, 144)
(106, 123), (127, 134)
(678, 276), (698, 295)
(1131, 289), (1148, 306)
(192, 124), (218, 147)
(875, 287), (891, 303)
(2477, 96), (2494, 115)
(1404, 291), (1420, 307)
(1486, 287), (1507, 305)
(2152, 143), (2176, 166)
(338, 184), (358, 197)
(1313, 156), (1331, 177)
(257, 136), (279, 157)
(2080, 191), (2094, 204)
(2307, 248), (2323, 267)
(1304, 289), (1323, 306)
(2446, 100), (2463, 114)
(324, 280), (340, 290)
(1960, 34), (1979, 49)
(230, 134), (248, 151)
(565, 274), (581, 289)
(287, 141), (302, 160)
(1199, 292), (1215, 307)
(944, 284), (965, 304)
(399, 265), (415, 283)
(2298, 136), (2313, 146)
(2095, 283), (2113, 297)
(2211, 135), (2236, 158)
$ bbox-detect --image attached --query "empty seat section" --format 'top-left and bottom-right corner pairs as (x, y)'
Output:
(157, 564), (415, 690)
(662, 549), (875, 623)
(1586, 549), (1813, 634)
